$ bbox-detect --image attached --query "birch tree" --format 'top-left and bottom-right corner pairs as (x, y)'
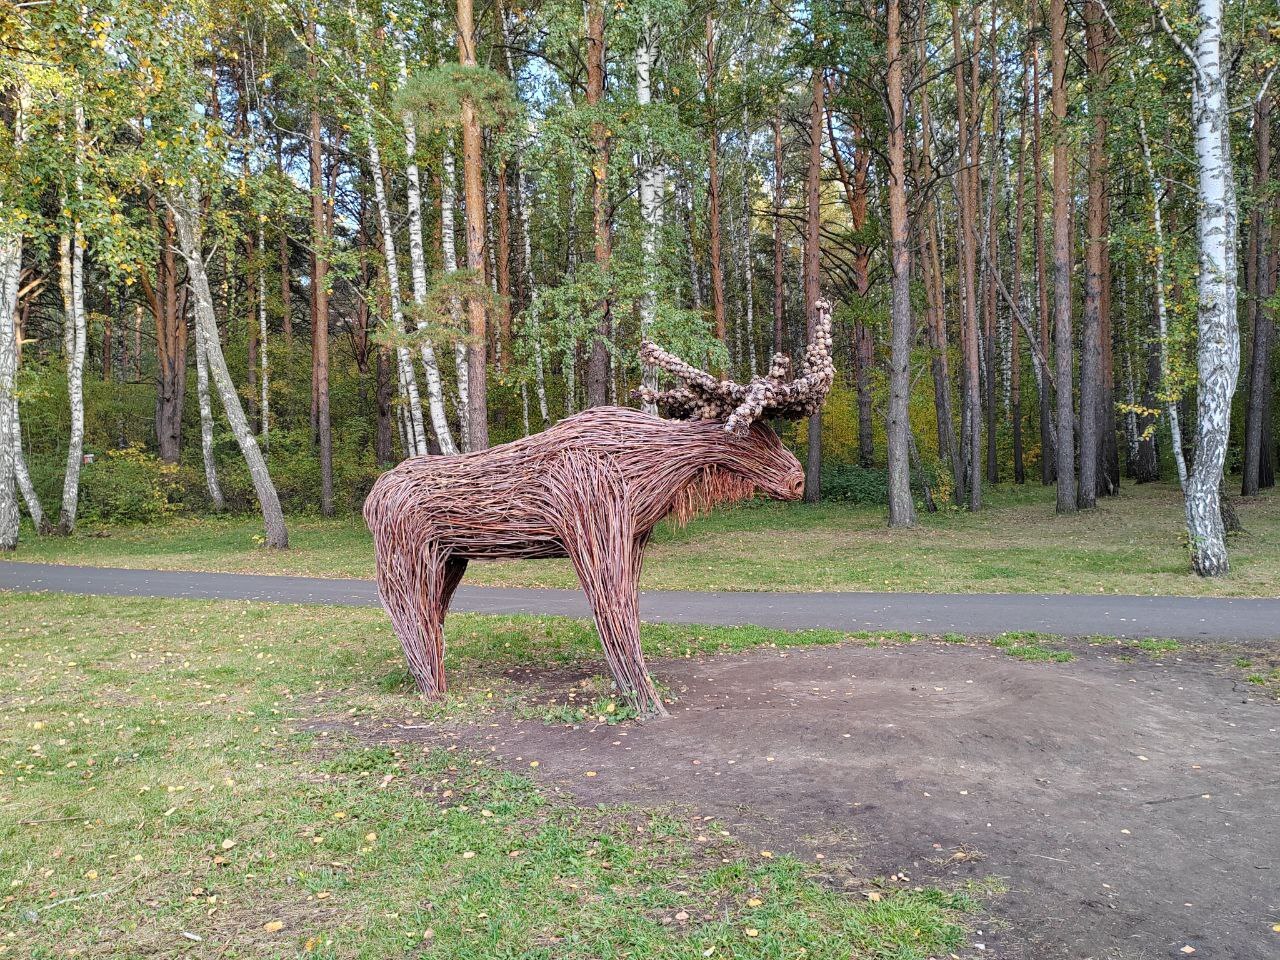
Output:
(636, 18), (661, 412)
(1154, 0), (1240, 575)
(168, 182), (287, 548)
(0, 84), (28, 551)
(441, 149), (471, 448)
(400, 49), (458, 454)
(56, 99), (87, 533)
(192, 292), (225, 511)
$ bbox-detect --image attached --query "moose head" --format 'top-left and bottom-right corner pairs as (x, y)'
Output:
(364, 300), (834, 718)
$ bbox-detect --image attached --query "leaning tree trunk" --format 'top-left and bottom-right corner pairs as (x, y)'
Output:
(168, 182), (288, 549)
(192, 297), (226, 512)
(1183, 0), (1240, 576)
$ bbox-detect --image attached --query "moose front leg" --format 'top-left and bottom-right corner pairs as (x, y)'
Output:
(372, 532), (466, 699)
(546, 453), (668, 719)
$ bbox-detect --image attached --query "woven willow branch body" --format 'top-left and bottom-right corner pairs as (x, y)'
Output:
(364, 406), (804, 717)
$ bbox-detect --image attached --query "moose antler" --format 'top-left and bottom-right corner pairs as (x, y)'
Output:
(638, 298), (835, 435)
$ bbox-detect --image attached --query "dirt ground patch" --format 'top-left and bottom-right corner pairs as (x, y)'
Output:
(320, 640), (1279, 960)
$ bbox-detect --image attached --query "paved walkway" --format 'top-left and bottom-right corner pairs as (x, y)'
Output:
(2, 561), (1277, 641)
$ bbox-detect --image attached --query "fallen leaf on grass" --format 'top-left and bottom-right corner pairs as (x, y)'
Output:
(263, 920), (284, 933)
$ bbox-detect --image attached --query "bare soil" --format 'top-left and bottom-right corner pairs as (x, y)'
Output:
(321, 639), (1280, 960)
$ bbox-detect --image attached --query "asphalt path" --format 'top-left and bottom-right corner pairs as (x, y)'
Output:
(2, 560), (1278, 641)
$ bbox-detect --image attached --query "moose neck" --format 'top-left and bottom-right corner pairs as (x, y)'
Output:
(619, 419), (763, 534)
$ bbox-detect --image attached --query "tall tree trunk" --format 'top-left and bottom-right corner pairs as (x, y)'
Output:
(169, 182), (287, 548)
(1242, 93), (1273, 495)
(1010, 45), (1029, 484)
(885, 0), (916, 528)
(772, 111), (785, 355)
(1079, 0), (1108, 509)
(149, 203), (187, 464)
(457, 0), (490, 448)
(738, 108), (758, 376)
(1049, 0), (1077, 513)
(441, 150), (472, 448)
(804, 65), (824, 504)
(0, 120), (20, 549)
(518, 177), (552, 427)
(1183, 0), (1241, 575)
(306, 14), (334, 515)
(494, 159), (513, 364)
(854, 323), (874, 465)
(636, 19), (661, 412)
(257, 223), (269, 451)
(585, 0), (612, 406)
(400, 52), (459, 455)
(952, 8), (982, 510)
(705, 12), (727, 346)
(57, 180), (87, 535)
(981, 42), (1001, 488)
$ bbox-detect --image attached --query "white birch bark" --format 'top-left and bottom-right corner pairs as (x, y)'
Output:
(400, 50), (458, 454)
(0, 227), (18, 550)
(168, 182), (288, 548)
(441, 149), (471, 449)
(0, 86), (29, 549)
(636, 22), (661, 412)
(1178, 0), (1239, 575)
(350, 8), (427, 458)
(518, 172), (550, 426)
(57, 97), (88, 533)
(257, 222), (270, 452)
(1135, 97), (1189, 490)
(362, 97), (428, 458)
(191, 294), (225, 512)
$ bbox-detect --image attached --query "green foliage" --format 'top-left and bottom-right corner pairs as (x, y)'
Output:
(396, 63), (519, 129)
(819, 462), (938, 504)
(75, 444), (180, 524)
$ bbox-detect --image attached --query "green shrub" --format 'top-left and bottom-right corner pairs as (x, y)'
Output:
(76, 444), (180, 524)
(819, 462), (938, 504)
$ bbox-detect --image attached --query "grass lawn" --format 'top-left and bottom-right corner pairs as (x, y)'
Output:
(10, 481), (1280, 597)
(0, 593), (982, 959)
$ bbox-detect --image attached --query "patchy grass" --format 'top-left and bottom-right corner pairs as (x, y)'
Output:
(0, 593), (982, 959)
(990, 633), (1076, 663)
(10, 481), (1280, 597)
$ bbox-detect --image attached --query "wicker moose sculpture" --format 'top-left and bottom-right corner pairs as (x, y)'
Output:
(364, 301), (834, 718)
